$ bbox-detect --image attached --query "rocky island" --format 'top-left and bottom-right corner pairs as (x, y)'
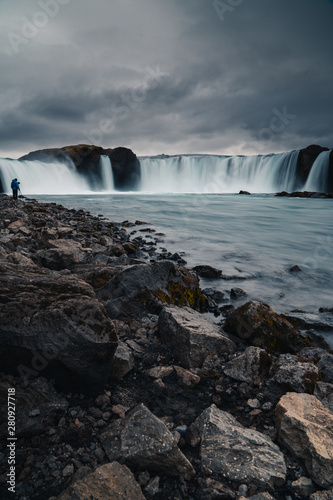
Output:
(0, 194), (333, 500)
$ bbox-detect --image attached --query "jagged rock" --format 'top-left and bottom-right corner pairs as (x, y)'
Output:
(98, 260), (209, 320)
(0, 261), (118, 396)
(230, 287), (247, 300)
(267, 354), (320, 394)
(55, 462), (146, 499)
(224, 301), (306, 354)
(37, 239), (88, 270)
(174, 365), (201, 387)
(291, 476), (314, 497)
(100, 403), (195, 479)
(239, 190), (251, 195)
(276, 392), (333, 488)
(158, 305), (236, 369)
(223, 346), (272, 385)
(202, 288), (225, 304)
(314, 382), (333, 412)
(192, 265), (222, 279)
(0, 377), (68, 440)
(296, 145), (330, 187)
(317, 353), (333, 383)
(109, 342), (134, 380)
(189, 405), (286, 487)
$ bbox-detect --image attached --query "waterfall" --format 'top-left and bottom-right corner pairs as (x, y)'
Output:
(100, 156), (115, 192)
(139, 150), (300, 194)
(304, 150), (331, 192)
(0, 158), (91, 195)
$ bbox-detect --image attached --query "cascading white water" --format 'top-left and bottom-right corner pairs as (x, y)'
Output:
(304, 150), (331, 192)
(139, 150), (300, 193)
(100, 156), (115, 192)
(0, 158), (91, 195)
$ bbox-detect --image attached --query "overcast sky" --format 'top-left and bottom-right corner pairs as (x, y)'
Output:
(0, 0), (332, 158)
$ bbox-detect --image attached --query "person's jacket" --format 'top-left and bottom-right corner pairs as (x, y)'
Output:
(11, 179), (20, 190)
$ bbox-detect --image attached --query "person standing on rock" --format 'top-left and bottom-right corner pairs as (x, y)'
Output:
(11, 178), (20, 199)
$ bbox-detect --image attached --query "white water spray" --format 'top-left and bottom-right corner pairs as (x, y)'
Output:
(0, 158), (91, 195)
(304, 150), (331, 192)
(139, 151), (300, 194)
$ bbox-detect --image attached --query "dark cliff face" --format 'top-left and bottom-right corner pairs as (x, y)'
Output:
(19, 144), (141, 191)
(296, 144), (330, 188)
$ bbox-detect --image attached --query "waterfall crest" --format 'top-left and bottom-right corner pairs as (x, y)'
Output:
(139, 151), (300, 194)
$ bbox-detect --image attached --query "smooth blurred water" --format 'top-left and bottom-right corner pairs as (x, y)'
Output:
(33, 193), (333, 319)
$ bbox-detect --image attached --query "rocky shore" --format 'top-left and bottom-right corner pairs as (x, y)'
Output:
(0, 194), (333, 500)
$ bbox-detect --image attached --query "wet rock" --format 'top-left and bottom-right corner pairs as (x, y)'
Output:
(267, 354), (320, 394)
(98, 260), (209, 320)
(319, 307), (333, 313)
(310, 490), (333, 500)
(230, 288), (247, 300)
(289, 265), (302, 273)
(100, 403), (195, 479)
(314, 382), (333, 412)
(55, 461), (146, 499)
(223, 346), (272, 386)
(276, 392), (333, 488)
(192, 265), (223, 279)
(239, 190), (251, 195)
(159, 306), (236, 369)
(0, 261), (118, 396)
(224, 301), (306, 354)
(202, 288), (225, 304)
(219, 304), (235, 317)
(291, 476), (314, 497)
(189, 404), (286, 487)
(109, 342), (134, 380)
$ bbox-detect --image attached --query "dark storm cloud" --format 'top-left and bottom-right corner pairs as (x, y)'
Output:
(0, 0), (332, 157)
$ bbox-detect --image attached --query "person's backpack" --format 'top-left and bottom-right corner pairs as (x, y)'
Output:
(11, 180), (15, 190)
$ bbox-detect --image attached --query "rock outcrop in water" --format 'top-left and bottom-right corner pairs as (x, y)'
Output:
(19, 144), (141, 190)
(0, 193), (333, 500)
(296, 144), (332, 191)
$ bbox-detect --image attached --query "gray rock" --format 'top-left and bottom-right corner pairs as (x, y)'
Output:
(197, 477), (237, 499)
(314, 382), (333, 412)
(100, 403), (195, 479)
(145, 366), (174, 379)
(223, 346), (272, 385)
(249, 494), (276, 500)
(318, 353), (333, 383)
(268, 354), (320, 393)
(276, 392), (333, 488)
(62, 464), (74, 477)
(97, 260), (209, 320)
(109, 342), (134, 379)
(0, 261), (118, 396)
(55, 461), (146, 499)
(230, 287), (247, 300)
(310, 490), (333, 500)
(145, 476), (160, 496)
(158, 306), (236, 369)
(291, 476), (314, 497)
(224, 301), (306, 354)
(189, 404), (286, 487)
(37, 239), (87, 270)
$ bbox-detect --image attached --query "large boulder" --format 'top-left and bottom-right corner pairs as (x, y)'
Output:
(55, 462), (146, 500)
(97, 260), (209, 320)
(159, 305), (236, 369)
(276, 393), (333, 488)
(267, 354), (320, 394)
(100, 403), (195, 479)
(188, 405), (286, 488)
(19, 144), (141, 190)
(223, 301), (307, 354)
(0, 261), (118, 396)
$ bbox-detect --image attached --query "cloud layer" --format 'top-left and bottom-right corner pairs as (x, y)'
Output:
(0, 0), (332, 157)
